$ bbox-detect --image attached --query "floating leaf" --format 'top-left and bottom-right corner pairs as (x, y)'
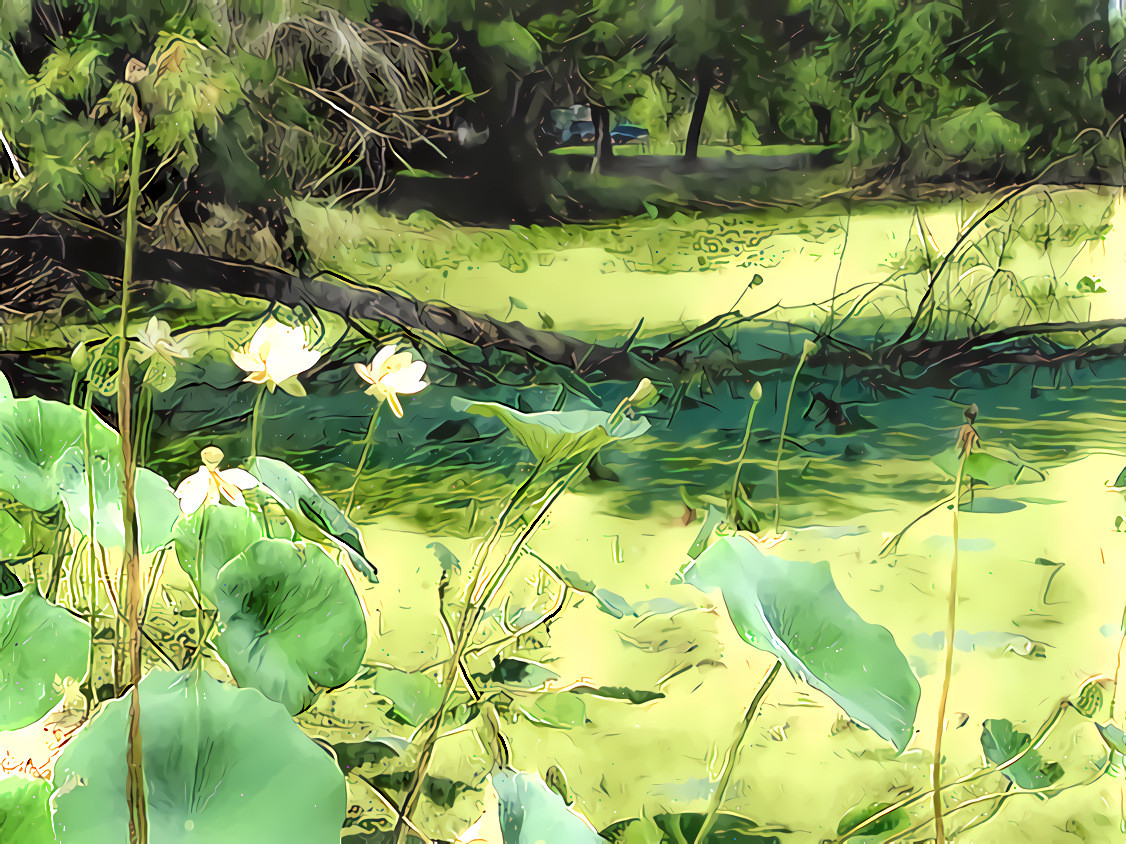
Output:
(51, 670), (346, 842)
(366, 667), (442, 727)
(173, 505), (266, 594)
(244, 457), (376, 583)
(492, 770), (602, 844)
(602, 811), (783, 843)
(0, 776), (53, 843)
(677, 536), (920, 751)
(520, 692), (586, 729)
(980, 719), (1064, 791)
(0, 588), (90, 731)
(478, 658), (559, 689)
(933, 446), (1042, 488)
(212, 539), (367, 714)
(451, 398), (649, 467)
(567, 685), (664, 704)
(836, 802), (910, 842)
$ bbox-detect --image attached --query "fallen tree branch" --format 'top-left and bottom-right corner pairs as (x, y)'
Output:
(0, 217), (668, 381)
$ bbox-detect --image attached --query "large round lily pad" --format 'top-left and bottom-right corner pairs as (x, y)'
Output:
(212, 538), (367, 714)
(677, 536), (920, 751)
(0, 588), (90, 731)
(0, 396), (178, 552)
(172, 505), (266, 594)
(51, 670), (346, 842)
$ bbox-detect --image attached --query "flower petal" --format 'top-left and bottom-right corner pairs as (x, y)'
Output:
(218, 468), (259, 490)
(244, 370), (270, 385)
(371, 345), (397, 371)
(230, 350), (264, 374)
(174, 469), (211, 515)
(354, 362), (378, 386)
(386, 391), (404, 418)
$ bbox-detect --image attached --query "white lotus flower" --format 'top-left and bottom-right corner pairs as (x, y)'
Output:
(174, 446), (259, 515)
(354, 344), (428, 417)
(135, 317), (190, 364)
(231, 318), (321, 396)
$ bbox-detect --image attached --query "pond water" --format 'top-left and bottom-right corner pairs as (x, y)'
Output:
(51, 186), (1126, 840)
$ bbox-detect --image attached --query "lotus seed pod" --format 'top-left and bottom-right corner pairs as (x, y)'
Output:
(200, 446), (224, 469)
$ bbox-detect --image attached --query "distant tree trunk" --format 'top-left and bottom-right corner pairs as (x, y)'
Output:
(684, 58), (715, 162)
(590, 103), (614, 172)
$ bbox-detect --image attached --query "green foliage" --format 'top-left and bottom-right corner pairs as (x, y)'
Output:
(0, 588), (90, 731)
(212, 538), (367, 714)
(677, 536), (920, 751)
(835, 802), (910, 843)
(51, 670), (347, 842)
(491, 769), (603, 844)
(980, 718), (1064, 791)
(0, 776), (53, 844)
(366, 667), (443, 726)
(602, 811), (782, 843)
(0, 396), (178, 552)
(244, 456), (376, 583)
(452, 397), (650, 467)
(173, 504), (266, 593)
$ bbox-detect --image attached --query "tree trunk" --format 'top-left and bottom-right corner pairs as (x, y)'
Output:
(684, 58), (715, 162)
(590, 103), (613, 172)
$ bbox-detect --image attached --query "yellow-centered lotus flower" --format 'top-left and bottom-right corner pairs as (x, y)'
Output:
(231, 318), (321, 396)
(354, 344), (428, 417)
(174, 446), (259, 515)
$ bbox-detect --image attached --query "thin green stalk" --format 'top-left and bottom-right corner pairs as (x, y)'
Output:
(117, 101), (147, 844)
(394, 386), (649, 844)
(82, 383), (99, 717)
(344, 401), (384, 517)
(834, 698), (1070, 842)
(728, 383), (762, 525)
(249, 385), (267, 459)
(773, 341), (816, 535)
(933, 447), (970, 844)
(693, 659), (783, 844)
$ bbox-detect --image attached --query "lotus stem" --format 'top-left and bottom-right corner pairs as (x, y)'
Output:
(932, 446), (970, 844)
(729, 382), (762, 526)
(694, 658), (783, 844)
(344, 400), (384, 518)
(249, 384), (267, 459)
(774, 341), (816, 535)
(115, 104), (148, 844)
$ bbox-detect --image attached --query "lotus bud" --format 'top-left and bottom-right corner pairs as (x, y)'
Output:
(801, 339), (818, 358)
(200, 446), (224, 469)
(70, 342), (90, 372)
(750, 381), (763, 401)
(628, 378), (659, 409)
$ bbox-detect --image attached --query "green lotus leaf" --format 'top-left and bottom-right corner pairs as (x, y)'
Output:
(243, 457), (376, 583)
(836, 802), (910, 843)
(365, 667), (442, 726)
(933, 446), (1043, 488)
(0, 588), (90, 731)
(51, 670), (346, 842)
(172, 505), (266, 594)
(451, 397), (650, 466)
(602, 811), (783, 843)
(0, 396), (176, 552)
(980, 718), (1064, 791)
(677, 536), (920, 751)
(492, 770), (603, 844)
(213, 538), (367, 714)
(0, 776), (53, 843)
(0, 511), (24, 559)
